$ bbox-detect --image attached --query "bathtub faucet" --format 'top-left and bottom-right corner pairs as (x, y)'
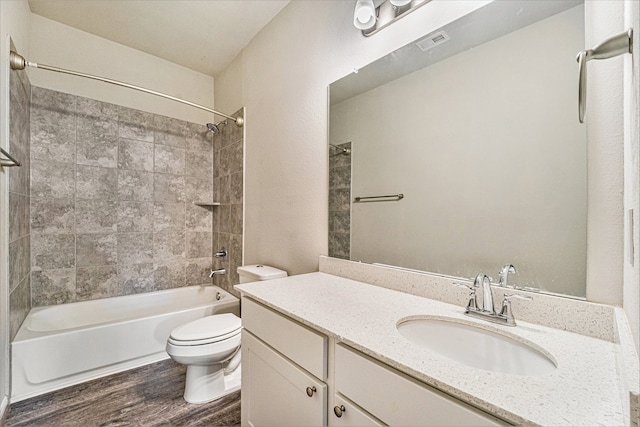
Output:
(214, 248), (227, 258)
(209, 268), (226, 277)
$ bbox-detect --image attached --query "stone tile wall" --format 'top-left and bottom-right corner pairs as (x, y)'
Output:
(328, 142), (351, 259)
(211, 111), (244, 297)
(29, 87), (218, 306)
(8, 43), (32, 339)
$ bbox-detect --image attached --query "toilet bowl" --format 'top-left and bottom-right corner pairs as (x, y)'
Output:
(166, 264), (287, 404)
(166, 313), (242, 404)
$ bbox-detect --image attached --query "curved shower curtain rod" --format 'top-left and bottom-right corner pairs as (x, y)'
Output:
(9, 51), (244, 127)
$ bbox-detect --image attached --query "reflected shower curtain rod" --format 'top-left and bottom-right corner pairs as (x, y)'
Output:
(9, 51), (244, 127)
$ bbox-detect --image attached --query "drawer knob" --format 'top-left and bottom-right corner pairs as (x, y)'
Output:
(334, 405), (346, 418)
(306, 386), (316, 397)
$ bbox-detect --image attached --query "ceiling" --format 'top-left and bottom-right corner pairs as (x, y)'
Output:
(28, 0), (290, 77)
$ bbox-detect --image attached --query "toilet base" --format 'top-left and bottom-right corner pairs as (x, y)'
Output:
(183, 363), (241, 404)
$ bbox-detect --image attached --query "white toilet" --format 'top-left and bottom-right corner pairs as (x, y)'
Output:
(166, 264), (287, 404)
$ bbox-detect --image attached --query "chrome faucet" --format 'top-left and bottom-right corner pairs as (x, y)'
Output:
(475, 273), (494, 314)
(498, 264), (516, 288)
(209, 268), (226, 277)
(453, 272), (532, 327)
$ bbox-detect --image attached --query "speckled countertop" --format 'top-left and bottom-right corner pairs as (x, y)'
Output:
(236, 272), (631, 427)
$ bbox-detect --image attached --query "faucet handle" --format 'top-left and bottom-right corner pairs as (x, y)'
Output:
(453, 282), (474, 291)
(499, 293), (532, 325)
(453, 283), (478, 311)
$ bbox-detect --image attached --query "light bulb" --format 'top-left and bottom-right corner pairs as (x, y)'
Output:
(389, 0), (411, 6)
(353, 0), (376, 30)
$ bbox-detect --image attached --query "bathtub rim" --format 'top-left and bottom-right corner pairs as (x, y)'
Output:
(14, 285), (237, 341)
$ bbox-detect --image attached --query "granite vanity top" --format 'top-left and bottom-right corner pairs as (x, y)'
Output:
(236, 272), (633, 426)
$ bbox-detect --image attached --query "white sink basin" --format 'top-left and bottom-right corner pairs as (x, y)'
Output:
(397, 317), (556, 376)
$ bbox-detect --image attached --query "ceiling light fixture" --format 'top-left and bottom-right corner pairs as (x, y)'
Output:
(354, 0), (430, 37)
(389, 0), (411, 6)
(353, 0), (377, 30)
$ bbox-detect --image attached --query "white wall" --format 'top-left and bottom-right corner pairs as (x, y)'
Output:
(214, 52), (243, 117)
(331, 6), (587, 296)
(0, 0), (32, 414)
(584, 1), (625, 306)
(215, 0), (490, 275)
(623, 0), (639, 351)
(216, 0), (633, 310)
(28, 14), (214, 124)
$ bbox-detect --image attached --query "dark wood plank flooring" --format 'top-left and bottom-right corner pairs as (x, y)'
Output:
(4, 359), (240, 427)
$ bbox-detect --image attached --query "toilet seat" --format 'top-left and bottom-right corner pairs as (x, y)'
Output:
(168, 313), (241, 347)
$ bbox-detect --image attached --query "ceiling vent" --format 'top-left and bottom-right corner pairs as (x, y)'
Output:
(415, 31), (450, 52)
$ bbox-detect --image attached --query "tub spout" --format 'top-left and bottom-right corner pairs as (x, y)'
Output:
(209, 268), (226, 277)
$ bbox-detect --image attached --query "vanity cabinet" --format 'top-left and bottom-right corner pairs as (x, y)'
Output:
(333, 344), (508, 426)
(241, 298), (328, 426)
(241, 296), (509, 427)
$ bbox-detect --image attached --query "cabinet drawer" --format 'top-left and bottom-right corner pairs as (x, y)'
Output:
(330, 394), (384, 427)
(335, 344), (509, 426)
(242, 297), (327, 380)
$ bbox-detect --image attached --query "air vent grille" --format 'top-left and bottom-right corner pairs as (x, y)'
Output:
(416, 31), (450, 52)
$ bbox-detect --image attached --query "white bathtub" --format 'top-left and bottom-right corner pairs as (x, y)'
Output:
(11, 285), (239, 402)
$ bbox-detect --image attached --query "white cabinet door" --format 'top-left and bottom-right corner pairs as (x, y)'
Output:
(329, 394), (385, 427)
(242, 330), (327, 427)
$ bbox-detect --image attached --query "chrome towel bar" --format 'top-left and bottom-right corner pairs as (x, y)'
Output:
(0, 147), (21, 167)
(354, 193), (404, 202)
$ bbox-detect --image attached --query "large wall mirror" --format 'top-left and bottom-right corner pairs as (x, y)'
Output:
(328, 0), (587, 298)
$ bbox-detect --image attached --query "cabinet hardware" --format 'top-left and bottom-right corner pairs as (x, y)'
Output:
(306, 386), (316, 397)
(334, 405), (346, 417)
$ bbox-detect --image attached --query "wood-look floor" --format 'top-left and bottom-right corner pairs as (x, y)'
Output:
(4, 359), (240, 427)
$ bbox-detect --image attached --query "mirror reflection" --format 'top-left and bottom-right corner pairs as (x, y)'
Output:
(328, 1), (587, 298)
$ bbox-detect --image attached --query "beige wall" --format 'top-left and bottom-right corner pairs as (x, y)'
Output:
(623, 0), (639, 351)
(215, 0), (490, 275)
(331, 6), (587, 297)
(28, 14), (214, 124)
(216, 0), (635, 344)
(584, 0), (625, 306)
(1, 0), (32, 413)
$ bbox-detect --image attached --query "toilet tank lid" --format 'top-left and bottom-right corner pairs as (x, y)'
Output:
(170, 313), (241, 341)
(237, 264), (288, 281)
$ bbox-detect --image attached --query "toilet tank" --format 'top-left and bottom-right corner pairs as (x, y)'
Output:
(237, 265), (287, 284)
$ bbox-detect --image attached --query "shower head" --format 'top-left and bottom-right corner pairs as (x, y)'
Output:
(206, 120), (228, 134)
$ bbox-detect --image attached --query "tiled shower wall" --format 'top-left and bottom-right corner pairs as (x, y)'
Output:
(211, 112), (244, 298)
(29, 87), (223, 306)
(8, 42), (32, 340)
(328, 142), (351, 259)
